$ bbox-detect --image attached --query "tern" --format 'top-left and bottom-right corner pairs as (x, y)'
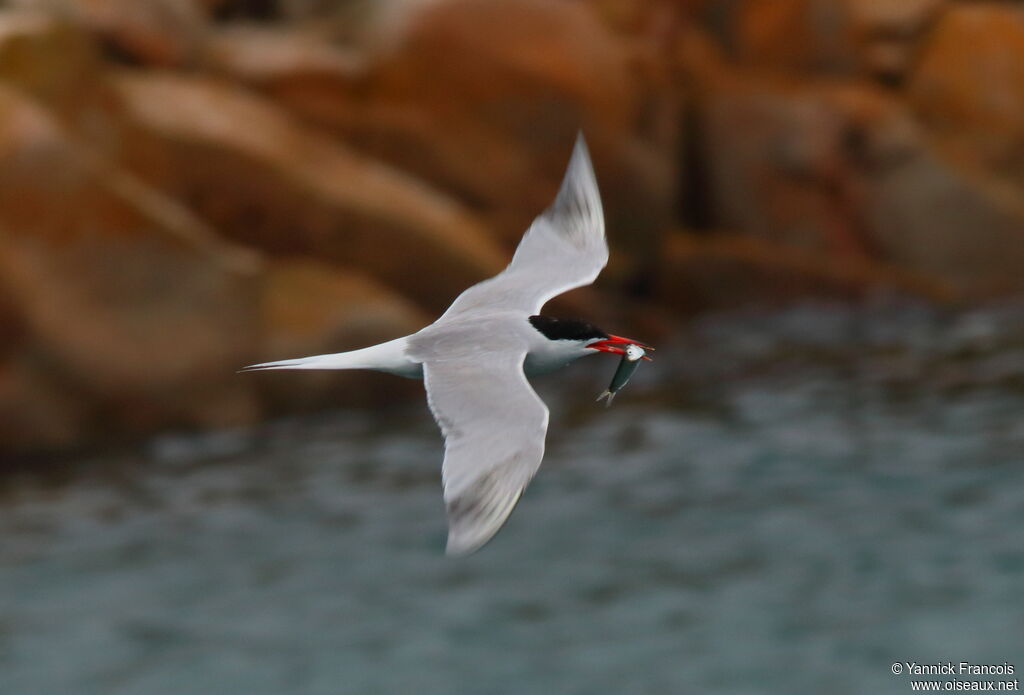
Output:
(243, 134), (652, 554)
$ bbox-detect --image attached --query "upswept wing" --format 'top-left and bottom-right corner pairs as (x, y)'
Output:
(408, 324), (549, 555)
(439, 133), (607, 320)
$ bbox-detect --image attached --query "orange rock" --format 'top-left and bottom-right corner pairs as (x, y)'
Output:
(200, 25), (370, 153)
(0, 85), (262, 445)
(370, 0), (636, 134)
(0, 9), (98, 105)
(0, 8), (131, 145)
(192, 0), (233, 15)
(655, 232), (954, 311)
(203, 25), (366, 90)
(675, 24), (730, 89)
(0, 351), (91, 451)
(252, 259), (428, 411)
(64, 0), (207, 67)
(908, 4), (1024, 178)
(292, 0), (675, 263)
(260, 259), (426, 361)
(845, 0), (945, 82)
(729, 0), (942, 81)
(587, 0), (673, 37)
(698, 74), (889, 257)
(692, 62), (1024, 295)
(111, 71), (508, 314)
(846, 0), (944, 29)
(860, 139), (1024, 295)
(734, 0), (857, 74)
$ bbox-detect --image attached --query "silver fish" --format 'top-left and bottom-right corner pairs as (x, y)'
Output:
(596, 344), (647, 406)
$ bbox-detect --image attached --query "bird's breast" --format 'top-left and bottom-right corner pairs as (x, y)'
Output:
(523, 341), (589, 377)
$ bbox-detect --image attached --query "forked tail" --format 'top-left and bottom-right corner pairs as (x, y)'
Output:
(239, 336), (423, 379)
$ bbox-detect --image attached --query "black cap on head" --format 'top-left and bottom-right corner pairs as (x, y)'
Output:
(529, 315), (609, 342)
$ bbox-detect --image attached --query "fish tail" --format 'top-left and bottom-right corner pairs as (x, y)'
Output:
(595, 390), (616, 407)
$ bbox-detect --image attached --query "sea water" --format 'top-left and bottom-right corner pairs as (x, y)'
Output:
(2, 300), (1022, 694)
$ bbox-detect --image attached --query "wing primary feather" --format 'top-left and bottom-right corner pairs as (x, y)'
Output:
(411, 326), (549, 556)
(409, 135), (604, 554)
(436, 131), (607, 319)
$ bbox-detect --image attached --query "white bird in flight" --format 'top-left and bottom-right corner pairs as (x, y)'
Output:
(243, 134), (652, 555)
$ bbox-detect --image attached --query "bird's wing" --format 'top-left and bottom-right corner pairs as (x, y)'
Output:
(438, 133), (607, 320)
(408, 324), (549, 555)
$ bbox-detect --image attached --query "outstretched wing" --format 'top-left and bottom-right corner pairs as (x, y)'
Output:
(410, 325), (549, 555)
(439, 133), (607, 320)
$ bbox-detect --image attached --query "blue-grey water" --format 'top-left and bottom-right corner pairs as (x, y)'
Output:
(2, 301), (1023, 695)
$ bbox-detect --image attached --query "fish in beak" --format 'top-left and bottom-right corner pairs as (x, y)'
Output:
(596, 343), (649, 406)
(588, 335), (654, 360)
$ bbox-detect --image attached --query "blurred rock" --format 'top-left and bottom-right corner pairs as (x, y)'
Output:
(675, 23), (729, 87)
(586, 0), (685, 39)
(697, 74), (881, 256)
(206, 0), (409, 23)
(0, 350), (92, 451)
(203, 25), (365, 89)
(690, 62), (1024, 295)
(908, 4), (1024, 182)
(8, 0), (207, 66)
(728, 0), (943, 82)
(861, 140), (1024, 296)
(111, 70), (508, 314)
(295, 0), (675, 266)
(0, 85), (262, 447)
(194, 0), (236, 16)
(0, 275), (24, 348)
(201, 24), (367, 132)
(845, 0), (944, 83)
(655, 232), (954, 312)
(260, 258), (426, 362)
(0, 8), (135, 158)
(733, 0), (857, 75)
(845, 0), (943, 30)
(0, 9), (97, 103)
(5, 0), (1024, 454)
(251, 258), (428, 411)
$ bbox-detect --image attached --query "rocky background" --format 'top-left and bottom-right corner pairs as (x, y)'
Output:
(0, 0), (1022, 453)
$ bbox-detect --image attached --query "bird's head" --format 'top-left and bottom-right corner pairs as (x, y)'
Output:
(528, 315), (653, 359)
